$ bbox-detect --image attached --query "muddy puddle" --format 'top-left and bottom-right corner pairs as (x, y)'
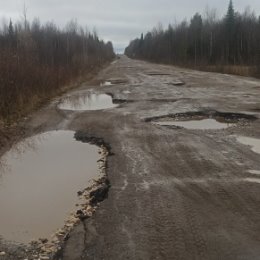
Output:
(244, 178), (260, 184)
(58, 93), (117, 111)
(0, 130), (99, 244)
(167, 81), (185, 86)
(155, 119), (233, 130)
(236, 136), (260, 154)
(100, 81), (112, 87)
(248, 170), (260, 175)
(100, 78), (127, 86)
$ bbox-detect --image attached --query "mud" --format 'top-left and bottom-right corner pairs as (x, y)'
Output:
(1, 56), (260, 260)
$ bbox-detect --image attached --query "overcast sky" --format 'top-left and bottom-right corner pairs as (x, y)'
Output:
(0, 0), (260, 52)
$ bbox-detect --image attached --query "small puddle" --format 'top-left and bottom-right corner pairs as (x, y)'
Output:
(155, 119), (233, 130)
(248, 170), (260, 175)
(100, 81), (112, 87)
(167, 81), (185, 86)
(236, 136), (260, 154)
(58, 93), (117, 111)
(244, 178), (260, 184)
(0, 131), (99, 244)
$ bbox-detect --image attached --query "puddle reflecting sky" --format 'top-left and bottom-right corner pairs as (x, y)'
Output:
(0, 131), (99, 244)
(155, 119), (233, 130)
(236, 136), (260, 155)
(248, 170), (260, 175)
(58, 93), (117, 111)
(100, 81), (112, 87)
(244, 178), (260, 184)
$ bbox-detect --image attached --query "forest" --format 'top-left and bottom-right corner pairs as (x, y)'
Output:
(125, 0), (260, 77)
(0, 16), (115, 122)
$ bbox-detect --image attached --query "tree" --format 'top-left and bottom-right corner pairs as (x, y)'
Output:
(190, 13), (203, 66)
(225, 0), (236, 63)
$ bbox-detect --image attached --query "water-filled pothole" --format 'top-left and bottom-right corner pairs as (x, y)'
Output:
(155, 119), (233, 129)
(0, 131), (100, 244)
(244, 178), (260, 184)
(58, 93), (118, 111)
(167, 81), (185, 86)
(147, 111), (256, 130)
(100, 81), (112, 87)
(236, 136), (260, 155)
(100, 78), (127, 86)
(248, 170), (260, 175)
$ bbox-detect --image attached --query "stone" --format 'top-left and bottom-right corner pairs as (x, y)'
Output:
(77, 190), (83, 196)
(39, 238), (48, 244)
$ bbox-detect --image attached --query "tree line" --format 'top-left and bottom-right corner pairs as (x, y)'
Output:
(125, 0), (260, 75)
(0, 17), (115, 122)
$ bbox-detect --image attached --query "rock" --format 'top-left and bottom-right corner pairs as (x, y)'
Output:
(0, 251), (6, 256)
(76, 209), (84, 215)
(90, 183), (109, 205)
(77, 190), (83, 196)
(39, 238), (48, 244)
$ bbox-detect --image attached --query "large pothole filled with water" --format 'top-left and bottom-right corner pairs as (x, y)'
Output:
(58, 93), (118, 111)
(235, 136), (260, 154)
(0, 130), (101, 245)
(155, 119), (233, 129)
(146, 111), (257, 130)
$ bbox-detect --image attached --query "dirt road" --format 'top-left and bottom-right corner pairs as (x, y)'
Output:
(1, 56), (260, 259)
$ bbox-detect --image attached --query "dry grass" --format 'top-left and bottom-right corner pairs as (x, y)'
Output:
(203, 65), (258, 78)
(0, 22), (114, 124)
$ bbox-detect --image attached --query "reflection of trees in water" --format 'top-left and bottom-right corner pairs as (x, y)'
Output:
(0, 133), (51, 176)
(60, 93), (111, 109)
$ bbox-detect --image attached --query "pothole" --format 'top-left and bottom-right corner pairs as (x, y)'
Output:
(146, 111), (257, 130)
(100, 78), (127, 86)
(167, 81), (185, 86)
(244, 178), (260, 184)
(100, 81), (112, 87)
(155, 118), (233, 129)
(58, 93), (118, 111)
(0, 130), (102, 245)
(235, 136), (260, 154)
(248, 170), (260, 175)
(146, 72), (171, 76)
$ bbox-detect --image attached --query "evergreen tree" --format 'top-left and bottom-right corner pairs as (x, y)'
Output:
(225, 0), (236, 63)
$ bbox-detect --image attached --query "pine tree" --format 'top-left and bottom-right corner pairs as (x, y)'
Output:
(8, 19), (14, 36)
(225, 0), (236, 63)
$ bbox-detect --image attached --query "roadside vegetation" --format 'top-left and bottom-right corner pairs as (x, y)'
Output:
(0, 16), (115, 123)
(125, 0), (260, 77)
